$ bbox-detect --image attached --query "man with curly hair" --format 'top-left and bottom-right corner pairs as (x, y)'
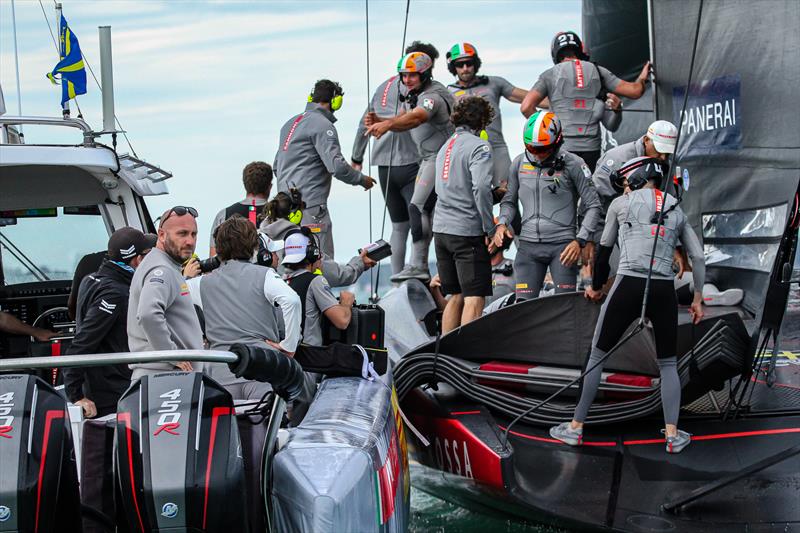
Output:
(432, 96), (496, 332)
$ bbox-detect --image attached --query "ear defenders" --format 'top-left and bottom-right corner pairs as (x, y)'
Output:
(308, 93), (344, 111)
(288, 187), (304, 225)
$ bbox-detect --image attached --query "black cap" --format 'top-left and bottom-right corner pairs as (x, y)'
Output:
(107, 227), (157, 263)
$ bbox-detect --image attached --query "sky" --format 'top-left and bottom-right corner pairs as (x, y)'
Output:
(0, 0), (581, 267)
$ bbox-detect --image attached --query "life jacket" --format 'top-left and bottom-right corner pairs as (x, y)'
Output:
(618, 188), (681, 278)
(550, 59), (606, 141)
(285, 270), (316, 333)
(225, 199), (259, 226)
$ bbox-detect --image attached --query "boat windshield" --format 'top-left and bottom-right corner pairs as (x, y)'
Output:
(0, 206), (109, 285)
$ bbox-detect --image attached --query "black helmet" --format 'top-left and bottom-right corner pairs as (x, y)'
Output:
(613, 156), (665, 191)
(550, 31), (588, 64)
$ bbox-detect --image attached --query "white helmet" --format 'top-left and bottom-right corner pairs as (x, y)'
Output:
(646, 120), (678, 154)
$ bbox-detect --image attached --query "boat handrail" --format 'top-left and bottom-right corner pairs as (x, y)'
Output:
(0, 115), (97, 146)
(0, 349), (237, 371)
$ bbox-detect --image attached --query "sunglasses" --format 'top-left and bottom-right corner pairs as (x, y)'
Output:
(160, 206), (198, 228)
(454, 60), (475, 69)
(525, 144), (555, 156)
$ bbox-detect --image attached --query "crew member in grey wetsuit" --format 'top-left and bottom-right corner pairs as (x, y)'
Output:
(366, 43), (455, 282)
(196, 217), (301, 400)
(433, 96), (496, 332)
(128, 207), (205, 379)
(274, 79), (375, 258)
(445, 42), (528, 189)
(352, 75), (420, 275)
(261, 191), (376, 286)
(495, 111), (601, 299)
(521, 30), (651, 171)
(550, 157), (705, 454)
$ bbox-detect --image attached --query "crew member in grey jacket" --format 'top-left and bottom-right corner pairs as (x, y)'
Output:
(433, 96), (496, 333)
(550, 157), (705, 454)
(495, 111), (601, 300)
(128, 206), (205, 378)
(352, 75), (420, 275)
(365, 42), (455, 282)
(197, 217), (301, 400)
(521, 30), (650, 171)
(274, 79), (375, 259)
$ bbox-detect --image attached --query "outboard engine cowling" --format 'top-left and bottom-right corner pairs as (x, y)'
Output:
(114, 371), (247, 532)
(0, 374), (82, 533)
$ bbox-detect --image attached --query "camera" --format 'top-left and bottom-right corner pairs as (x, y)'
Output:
(198, 256), (221, 273)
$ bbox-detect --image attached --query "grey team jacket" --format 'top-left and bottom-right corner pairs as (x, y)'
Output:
(432, 126), (495, 237)
(352, 76), (419, 167)
(127, 247), (205, 373)
(275, 102), (366, 208)
(499, 150), (601, 244)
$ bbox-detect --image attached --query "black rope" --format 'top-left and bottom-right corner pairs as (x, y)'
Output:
(365, 0), (375, 300)
(372, 0), (411, 301)
(502, 0), (705, 448)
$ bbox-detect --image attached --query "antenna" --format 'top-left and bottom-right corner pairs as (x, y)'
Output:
(98, 26), (119, 148)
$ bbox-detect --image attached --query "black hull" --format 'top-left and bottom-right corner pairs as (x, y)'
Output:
(403, 388), (800, 532)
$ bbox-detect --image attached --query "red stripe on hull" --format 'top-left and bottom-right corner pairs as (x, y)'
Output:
(35, 410), (64, 533)
(203, 406), (232, 529)
(117, 412), (146, 533)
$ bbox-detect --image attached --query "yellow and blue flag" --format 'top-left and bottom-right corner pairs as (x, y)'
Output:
(46, 14), (87, 106)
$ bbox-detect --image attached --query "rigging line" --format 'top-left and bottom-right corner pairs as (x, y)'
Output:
(636, 0), (704, 326)
(501, 0), (706, 446)
(365, 0), (374, 299)
(10, 0), (25, 133)
(372, 0), (411, 297)
(38, 0), (59, 53)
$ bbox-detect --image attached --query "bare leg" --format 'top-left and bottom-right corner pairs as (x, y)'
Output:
(442, 293), (464, 334)
(461, 296), (485, 327)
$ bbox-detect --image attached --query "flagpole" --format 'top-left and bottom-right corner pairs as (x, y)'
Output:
(54, 2), (70, 118)
(10, 0), (25, 139)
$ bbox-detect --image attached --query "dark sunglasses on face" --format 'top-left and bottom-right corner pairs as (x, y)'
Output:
(526, 144), (555, 156)
(160, 206), (198, 227)
(455, 60), (475, 69)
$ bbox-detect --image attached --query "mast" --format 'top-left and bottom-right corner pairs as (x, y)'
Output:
(10, 0), (24, 138)
(54, 2), (70, 118)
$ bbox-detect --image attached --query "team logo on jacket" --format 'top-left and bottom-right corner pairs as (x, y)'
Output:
(422, 98), (434, 111)
(326, 130), (334, 137)
(161, 502), (178, 519)
(98, 299), (117, 315)
(0, 506), (11, 522)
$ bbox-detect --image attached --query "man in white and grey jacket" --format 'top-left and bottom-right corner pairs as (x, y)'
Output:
(128, 207), (205, 379)
(274, 79), (375, 258)
(432, 96), (496, 333)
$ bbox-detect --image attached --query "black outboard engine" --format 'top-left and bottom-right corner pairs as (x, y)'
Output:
(0, 374), (82, 533)
(114, 371), (247, 532)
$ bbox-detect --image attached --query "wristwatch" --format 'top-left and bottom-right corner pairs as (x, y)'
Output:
(576, 238), (587, 248)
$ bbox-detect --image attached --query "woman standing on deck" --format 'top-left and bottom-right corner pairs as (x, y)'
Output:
(549, 157), (705, 454)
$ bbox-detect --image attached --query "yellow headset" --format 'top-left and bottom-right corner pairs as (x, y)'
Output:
(308, 93), (343, 111)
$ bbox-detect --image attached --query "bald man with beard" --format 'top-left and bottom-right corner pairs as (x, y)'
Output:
(128, 207), (205, 379)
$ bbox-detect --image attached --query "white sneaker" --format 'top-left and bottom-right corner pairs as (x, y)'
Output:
(549, 422), (583, 446)
(390, 265), (430, 282)
(702, 284), (743, 306)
